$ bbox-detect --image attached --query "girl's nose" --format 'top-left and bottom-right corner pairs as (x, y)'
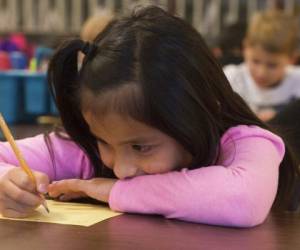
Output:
(113, 160), (139, 179)
(100, 147), (115, 169)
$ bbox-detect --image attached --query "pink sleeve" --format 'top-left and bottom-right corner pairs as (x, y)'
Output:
(0, 133), (94, 181)
(109, 126), (284, 227)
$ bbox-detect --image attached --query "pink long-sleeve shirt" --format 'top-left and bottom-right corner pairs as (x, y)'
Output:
(0, 125), (284, 227)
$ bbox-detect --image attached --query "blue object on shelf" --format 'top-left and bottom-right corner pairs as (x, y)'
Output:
(10, 51), (28, 69)
(0, 70), (58, 124)
(24, 73), (48, 114)
(0, 73), (21, 124)
(35, 46), (53, 68)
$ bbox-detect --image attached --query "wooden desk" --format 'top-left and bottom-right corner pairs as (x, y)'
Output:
(1, 211), (300, 250)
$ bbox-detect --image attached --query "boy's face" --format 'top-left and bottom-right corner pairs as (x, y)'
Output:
(243, 45), (293, 88)
(83, 112), (193, 179)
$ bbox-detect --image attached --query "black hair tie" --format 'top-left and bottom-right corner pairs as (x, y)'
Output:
(80, 41), (97, 56)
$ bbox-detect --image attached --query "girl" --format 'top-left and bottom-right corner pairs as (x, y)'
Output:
(0, 6), (299, 227)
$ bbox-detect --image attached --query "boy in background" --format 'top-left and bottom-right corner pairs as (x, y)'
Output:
(224, 10), (300, 121)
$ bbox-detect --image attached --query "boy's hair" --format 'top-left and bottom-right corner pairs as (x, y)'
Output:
(245, 9), (299, 55)
(80, 9), (114, 42)
(48, 6), (300, 211)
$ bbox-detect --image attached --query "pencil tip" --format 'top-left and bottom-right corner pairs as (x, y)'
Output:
(43, 202), (50, 213)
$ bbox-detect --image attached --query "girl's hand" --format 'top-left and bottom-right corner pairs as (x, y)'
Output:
(48, 178), (117, 203)
(0, 167), (49, 218)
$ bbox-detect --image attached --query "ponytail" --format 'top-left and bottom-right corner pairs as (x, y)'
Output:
(47, 39), (106, 176)
(48, 39), (81, 116)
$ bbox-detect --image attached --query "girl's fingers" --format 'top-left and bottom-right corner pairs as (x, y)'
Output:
(4, 180), (42, 207)
(0, 169), (47, 218)
(58, 192), (87, 202)
(0, 193), (37, 218)
(34, 171), (50, 194)
(48, 179), (85, 198)
(7, 168), (49, 194)
(2, 195), (37, 213)
(1, 208), (29, 218)
(8, 169), (36, 193)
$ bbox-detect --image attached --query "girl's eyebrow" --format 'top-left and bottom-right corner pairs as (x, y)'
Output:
(93, 133), (157, 145)
(118, 136), (156, 145)
(89, 130), (106, 143)
(95, 136), (107, 143)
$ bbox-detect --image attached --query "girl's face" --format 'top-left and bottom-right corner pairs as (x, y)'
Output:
(83, 112), (193, 179)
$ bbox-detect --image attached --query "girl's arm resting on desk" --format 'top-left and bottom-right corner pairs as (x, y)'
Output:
(108, 126), (284, 227)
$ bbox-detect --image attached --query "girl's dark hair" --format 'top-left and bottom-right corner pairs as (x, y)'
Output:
(48, 6), (300, 211)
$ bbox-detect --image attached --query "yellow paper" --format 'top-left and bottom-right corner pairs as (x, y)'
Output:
(0, 200), (121, 227)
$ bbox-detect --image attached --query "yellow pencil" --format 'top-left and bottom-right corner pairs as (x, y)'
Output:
(0, 113), (49, 213)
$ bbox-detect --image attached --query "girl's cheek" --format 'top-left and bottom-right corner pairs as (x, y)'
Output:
(141, 161), (174, 174)
(98, 146), (115, 169)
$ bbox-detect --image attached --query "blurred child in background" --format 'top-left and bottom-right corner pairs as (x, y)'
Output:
(224, 10), (300, 121)
(81, 9), (114, 42)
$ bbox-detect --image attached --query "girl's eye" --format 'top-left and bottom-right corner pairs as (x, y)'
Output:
(97, 139), (108, 146)
(131, 144), (153, 153)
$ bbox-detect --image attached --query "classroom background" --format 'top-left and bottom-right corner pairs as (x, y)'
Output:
(0, 0), (299, 125)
